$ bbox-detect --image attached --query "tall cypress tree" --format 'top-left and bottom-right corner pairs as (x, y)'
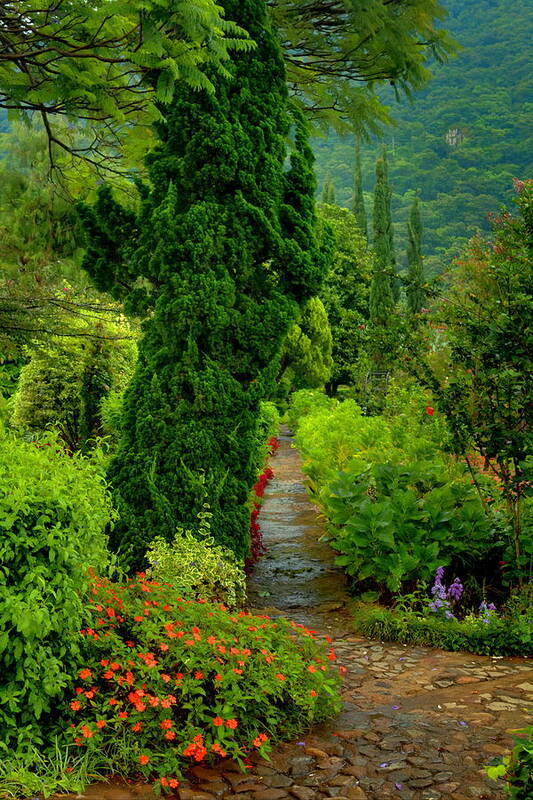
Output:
(352, 137), (367, 239)
(79, 0), (327, 569)
(406, 197), (425, 315)
(370, 155), (395, 324)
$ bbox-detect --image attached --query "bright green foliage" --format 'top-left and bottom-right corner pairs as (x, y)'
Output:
(269, 0), (456, 133)
(280, 297), (333, 393)
(11, 318), (136, 451)
(1, 1), (252, 165)
(370, 152), (396, 321)
(409, 182), (533, 581)
(352, 138), (368, 239)
(317, 204), (373, 390)
(65, 574), (341, 786)
(501, 730), (533, 799)
(353, 605), (532, 657)
(0, 433), (113, 753)
(80, 0), (327, 569)
(145, 507), (246, 609)
(406, 197), (426, 314)
(286, 389), (331, 433)
(325, 460), (492, 594)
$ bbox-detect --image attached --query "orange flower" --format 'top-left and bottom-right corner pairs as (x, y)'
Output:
(96, 720), (106, 729)
(161, 673), (171, 683)
(307, 665), (317, 673)
(132, 722), (142, 732)
(118, 711), (129, 719)
(215, 673), (223, 681)
(225, 718), (238, 729)
(160, 719), (173, 730)
(275, 673), (285, 681)
(213, 716), (224, 727)
(108, 698), (119, 705)
(165, 731), (176, 740)
(81, 725), (93, 739)
(70, 701), (81, 711)
(194, 671), (204, 680)
(310, 690), (317, 698)
(139, 754), (150, 766)
(110, 662), (120, 671)
(169, 779), (179, 789)
(79, 669), (92, 680)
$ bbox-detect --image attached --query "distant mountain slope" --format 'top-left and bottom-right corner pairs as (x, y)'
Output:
(313, 0), (533, 273)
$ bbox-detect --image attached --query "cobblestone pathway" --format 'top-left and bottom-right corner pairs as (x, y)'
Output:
(76, 429), (531, 800)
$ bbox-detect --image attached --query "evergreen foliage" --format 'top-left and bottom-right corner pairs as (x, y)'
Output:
(352, 138), (368, 239)
(80, 0), (327, 569)
(312, 0), (532, 270)
(279, 297), (333, 393)
(317, 205), (372, 390)
(370, 155), (395, 325)
(406, 198), (426, 314)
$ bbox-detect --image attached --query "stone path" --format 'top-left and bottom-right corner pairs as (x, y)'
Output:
(74, 428), (531, 800)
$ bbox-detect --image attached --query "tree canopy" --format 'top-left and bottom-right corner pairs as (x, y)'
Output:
(0, 0), (457, 170)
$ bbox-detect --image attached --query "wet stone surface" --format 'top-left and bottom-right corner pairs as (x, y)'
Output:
(68, 428), (531, 800)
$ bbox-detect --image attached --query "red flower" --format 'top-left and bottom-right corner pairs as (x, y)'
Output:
(426, 405), (435, 416)
(70, 701), (81, 711)
(275, 673), (286, 681)
(164, 731), (176, 740)
(81, 725), (93, 739)
(213, 716), (224, 727)
(225, 718), (238, 729)
(160, 719), (173, 730)
(132, 722), (142, 732)
(96, 720), (106, 729)
(139, 754), (150, 766)
(79, 669), (92, 680)
(194, 671), (204, 680)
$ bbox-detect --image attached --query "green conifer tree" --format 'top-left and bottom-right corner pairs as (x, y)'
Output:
(322, 174), (334, 204)
(327, 181), (336, 205)
(79, 0), (326, 569)
(406, 197), (426, 315)
(352, 137), (368, 239)
(370, 155), (395, 324)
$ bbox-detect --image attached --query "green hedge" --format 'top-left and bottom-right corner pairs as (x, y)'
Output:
(353, 604), (532, 657)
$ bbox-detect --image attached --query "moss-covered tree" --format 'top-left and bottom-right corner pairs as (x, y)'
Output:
(79, 0), (327, 569)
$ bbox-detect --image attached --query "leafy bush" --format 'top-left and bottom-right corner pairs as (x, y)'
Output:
(325, 460), (493, 594)
(11, 319), (136, 451)
(0, 433), (114, 754)
(286, 389), (331, 432)
(353, 603), (532, 657)
(65, 574), (342, 789)
(145, 508), (246, 609)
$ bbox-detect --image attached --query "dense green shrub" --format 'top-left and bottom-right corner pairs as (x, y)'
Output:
(65, 574), (342, 788)
(79, 0), (327, 570)
(353, 603), (532, 657)
(286, 389), (332, 432)
(11, 323), (136, 451)
(145, 507), (246, 608)
(326, 460), (493, 593)
(0, 433), (114, 754)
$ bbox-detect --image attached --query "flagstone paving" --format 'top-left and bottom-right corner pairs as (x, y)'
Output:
(74, 427), (531, 800)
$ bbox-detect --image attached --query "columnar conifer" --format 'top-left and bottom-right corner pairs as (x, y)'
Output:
(80, 0), (326, 568)
(352, 138), (368, 239)
(406, 197), (426, 314)
(370, 155), (395, 324)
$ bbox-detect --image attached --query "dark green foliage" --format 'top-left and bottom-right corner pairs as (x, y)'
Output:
(312, 0), (533, 272)
(504, 732), (533, 799)
(352, 604), (532, 657)
(406, 198), (426, 314)
(80, 0), (327, 569)
(0, 434), (112, 753)
(352, 138), (367, 239)
(370, 155), (395, 325)
(321, 175), (336, 205)
(326, 460), (493, 595)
